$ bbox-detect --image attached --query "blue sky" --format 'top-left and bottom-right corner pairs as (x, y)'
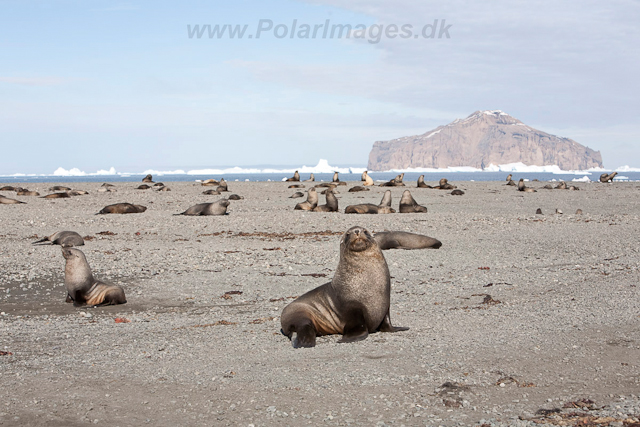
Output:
(1, 0), (638, 174)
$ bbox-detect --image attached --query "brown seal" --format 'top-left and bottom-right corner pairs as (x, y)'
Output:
(600, 172), (617, 183)
(289, 191), (304, 198)
(536, 208), (543, 215)
(33, 231), (84, 247)
(348, 186), (369, 192)
(332, 172), (340, 182)
(49, 186), (71, 191)
(176, 199), (230, 216)
(294, 188), (318, 211)
(0, 186), (19, 191)
(374, 231), (442, 250)
(156, 186), (171, 191)
(517, 179), (536, 192)
(303, 173), (315, 182)
(280, 226), (408, 348)
(67, 190), (88, 196)
(62, 247), (126, 307)
(506, 180), (516, 186)
(137, 184), (151, 190)
(286, 171), (301, 182)
(399, 190), (428, 213)
(41, 192), (70, 199)
(288, 184), (305, 189)
(506, 174), (512, 182)
(201, 179), (220, 186)
(417, 175), (432, 188)
(228, 194), (244, 200)
(97, 203), (147, 214)
(217, 178), (228, 192)
(437, 178), (456, 190)
(142, 174), (154, 183)
(345, 190), (395, 214)
(0, 195), (26, 204)
(312, 189), (338, 212)
(451, 189), (464, 196)
(203, 189), (221, 195)
(16, 190), (40, 196)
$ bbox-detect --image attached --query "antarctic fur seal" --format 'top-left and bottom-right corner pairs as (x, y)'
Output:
(201, 179), (219, 186)
(288, 184), (304, 189)
(451, 189), (464, 196)
(348, 186), (369, 192)
(417, 175), (432, 188)
(600, 172), (617, 183)
(16, 190), (39, 196)
(0, 195), (25, 204)
(506, 174), (512, 182)
(203, 189), (221, 195)
(97, 203), (147, 214)
(41, 192), (70, 199)
(517, 179), (536, 192)
(312, 189), (338, 212)
(62, 247), (126, 307)
(374, 231), (442, 250)
(286, 171), (301, 182)
(33, 231), (84, 247)
(137, 184), (151, 190)
(294, 188), (318, 211)
(227, 194), (244, 200)
(289, 192), (304, 198)
(399, 190), (428, 213)
(362, 171), (374, 186)
(345, 190), (395, 214)
(280, 226), (408, 348)
(176, 199), (230, 216)
(303, 173), (315, 182)
(49, 186), (71, 191)
(142, 174), (154, 183)
(437, 178), (456, 190)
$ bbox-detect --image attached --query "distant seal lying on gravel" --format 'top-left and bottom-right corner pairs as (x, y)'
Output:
(345, 190), (395, 214)
(42, 192), (70, 199)
(281, 226), (408, 348)
(142, 174), (153, 183)
(451, 189), (464, 196)
(62, 247), (126, 307)
(49, 186), (71, 191)
(361, 171), (374, 186)
(312, 189), (338, 212)
(289, 192), (304, 198)
(97, 203), (147, 214)
(348, 186), (369, 192)
(33, 231), (84, 247)
(176, 199), (229, 216)
(374, 231), (442, 250)
(16, 190), (39, 196)
(0, 195), (25, 204)
(399, 190), (428, 213)
(517, 179), (537, 192)
(294, 188), (318, 211)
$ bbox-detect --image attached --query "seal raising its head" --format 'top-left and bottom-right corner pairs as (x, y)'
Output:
(399, 190), (428, 213)
(294, 188), (318, 211)
(62, 247), (126, 307)
(281, 226), (408, 348)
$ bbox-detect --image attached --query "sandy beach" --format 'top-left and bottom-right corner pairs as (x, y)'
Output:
(1, 179), (639, 426)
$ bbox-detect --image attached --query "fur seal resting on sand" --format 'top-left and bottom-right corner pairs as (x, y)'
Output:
(289, 192), (304, 198)
(506, 174), (512, 182)
(42, 192), (70, 199)
(16, 190), (39, 196)
(332, 172), (340, 182)
(0, 186), (18, 191)
(176, 199), (229, 216)
(137, 184), (151, 190)
(556, 181), (567, 190)
(98, 203), (147, 214)
(362, 171), (374, 186)
(142, 174), (153, 183)
(286, 171), (300, 182)
(101, 183), (115, 187)
(201, 179), (219, 186)
(506, 180), (516, 186)
(49, 186), (71, 191)
(281, 226), (408, 348)
(374, 231), (442, 250)
(288, 184), (304, 189)
(67, 190), (88, 196)
(517, 179), (537, 192)
(303, 173), (315, 182)
(62, 247), (126, 307)
(345, 190), (395, 214)
(417, 175), (433, 188)
(315, 183), (337, 189)
(294, 188), (318, 211)
(399, 190), (428, 213)
(348, 186), (369, 192)
(600, 172), (617, 183)
(228, 194), (244, 200)
(33, 231), (85, 247)
(437, 178), (456, 190)
(203, 189), (221, 195)
(217, 178), (228, 192)
(156, 186), (171, 191)
(312, 189), (338, 212)
(0, 195), (25, 204)
(153, 182), (164, 187)
(451, 189), (464, 196)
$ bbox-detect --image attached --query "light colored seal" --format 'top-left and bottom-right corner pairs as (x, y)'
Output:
(142, 174), (154, 183)
(345, 190), (395, 214)
(373, 231), (442, 250)
(312, 189), (338, 212)
(363, 171), (374, 186)
(332, 172), (340, 182)
(176, 199), (229, 216)
(506, 174), (512, 182)
(288, 184), (305, 189)
(41, 193), (70, 199)
(294, 188), (318, 211)
(33, 231), (84, 247)
(280, 226), (408, 348)
(67, 190), (88, 196)
(62, 247), (126, 307)
(97, 203), (147, 214)
(16, 190), (39, 196)
(303, 173), (315, 182)
(201, 179), (220, 186)
(399, 190), (428, 213)
(0, 195), (25, 204)
(289, 192), (304, 198)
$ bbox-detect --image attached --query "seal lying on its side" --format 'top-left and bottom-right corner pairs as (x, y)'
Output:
(374, 231), (441, 250)
(345, 190), (395, 214)
(176, 199), (229, 216)
(33, 231), (84, 247)
(97, 203), (147, 214)
(62, 247), (126, 307)
(0, 195), (25, 204)
(281, 226), (408, 348)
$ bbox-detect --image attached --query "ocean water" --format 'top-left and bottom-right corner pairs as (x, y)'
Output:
(1, 171), (638, 184)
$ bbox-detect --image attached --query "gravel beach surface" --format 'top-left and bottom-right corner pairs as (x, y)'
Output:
(1, 179), (639, 426)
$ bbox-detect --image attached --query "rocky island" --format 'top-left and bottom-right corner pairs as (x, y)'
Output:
(368, 110), (603, 171)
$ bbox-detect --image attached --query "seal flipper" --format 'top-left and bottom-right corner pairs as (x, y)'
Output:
(65, 293), (73, 303)
(290, 323), (317, 348)
(338, 305), (369, 343)
(378, 312), (409, 333)
(32, 237), (50, 245)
